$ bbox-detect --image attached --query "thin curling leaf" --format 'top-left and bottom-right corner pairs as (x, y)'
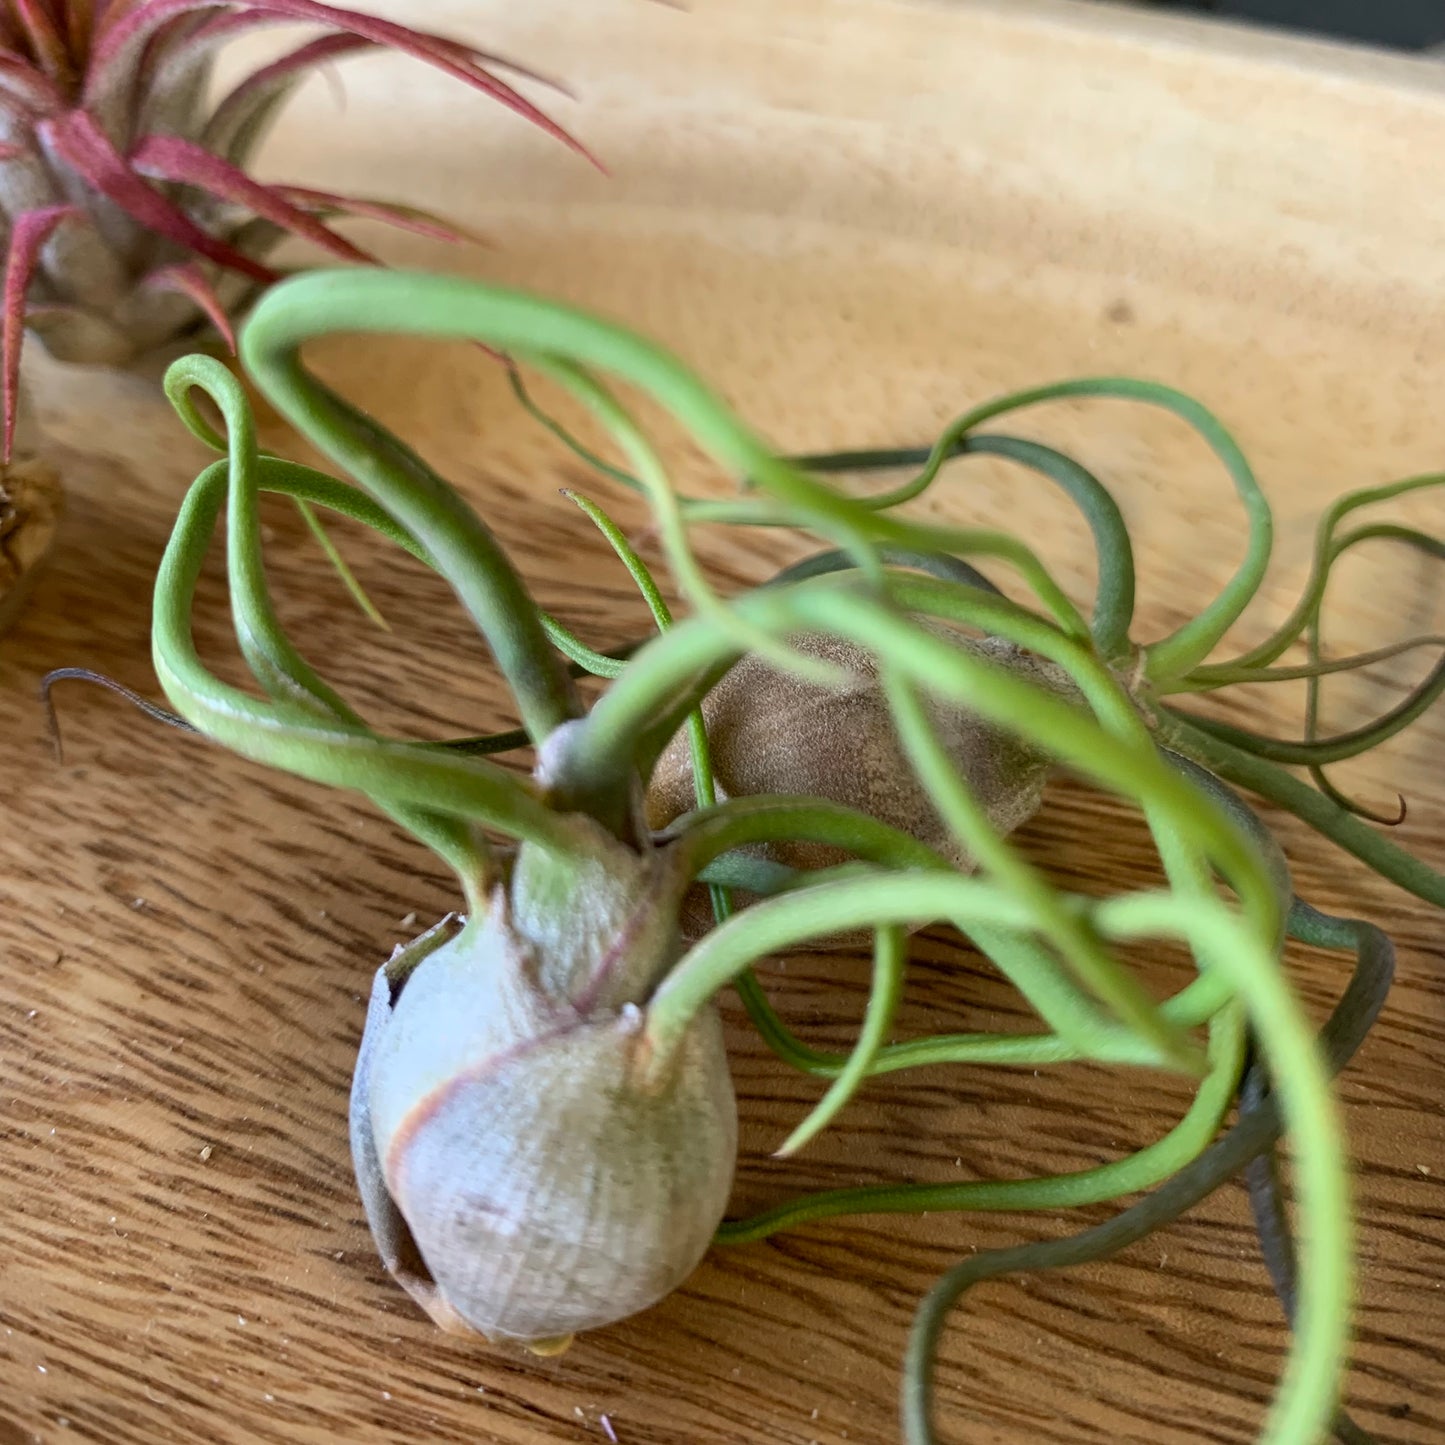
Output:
(1166, 633), (1445, 693)
(39, 109), (275, 281)
(141, 259), (236, 351)
(1157, 712), (1445, 908)
(160, 358), (509, 899)
(293, 495), (389, 630)
(152, 457), (567, 875)
(1188, 471), (1445, 681)
(272, 185), (488, 247)
(600, 573), (1283, 944)
(791, 431), (1135, 658)
(203, 32), (373, 163)
(238, 272), (1093, 788)
(714, 996), (1245, 1244)
(775, 925), (906, 1157)
(129, 134), (375, 265)
(508, 363), (641, 492)
(534, 352), (842, 689)
(1172, 521), (1445, 771)
(762, 546), (1005, 598)
(41, 665), (199, 761)
(1304, 520), (1443, 825)
(1166, 658), (1445, 766)
(878, 663), (1199, 1068)
(1307, 770), (1406, 829)
(3, 203), (78, 462)
(901, 901), (1388, 1445)
(565, 486), (818, 1073)
(781, 379), (1257, 679)
(88, 0), (597, 168)
(163, 354), (365, 719)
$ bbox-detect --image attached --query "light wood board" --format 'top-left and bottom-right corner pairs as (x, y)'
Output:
(1, 2), (1443, 1441)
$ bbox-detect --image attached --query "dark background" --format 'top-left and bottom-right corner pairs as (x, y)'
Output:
(1152, 0), (1445, 49)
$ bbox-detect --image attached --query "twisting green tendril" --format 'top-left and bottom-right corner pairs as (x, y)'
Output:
(122, 271), (1384, 1445)
(903, 895), (1389, 1445)
(1159, 711), (1445, 908)
(231, 317), (581, 752)
(774, 925), (908, 1157)
(1187, 471), (1445, 680)
(507, 359), (1118, 635)
(762, 546), (1004, 598)
(1166, 658), (1445, 767)
(715, 1000), (1244, 1241)
(882, 664), (1198, 1068)
(150, 455), (575, 891)
(1240, 1070), (1380, 1445)
(1156, 757), (1368, 1435)
(674, 800), (1186, 1072)
(161, 358), (494, 902)
(562, 486), (822, 1070)
(643, 596), (1295, 1065)
(767, 375), (1265, 685)
(1304, 522), (1445, 825)
(1166, 634), (1445, 694)
(509, 352), (1132, 655)
(534, 356), (836, 688)
(292, 498), (391, 630)
(583, 575), (1272, 911)
(241, 271), (1092, 648)
(507, 363), (639, 491)
(792, 433), (1136, 659)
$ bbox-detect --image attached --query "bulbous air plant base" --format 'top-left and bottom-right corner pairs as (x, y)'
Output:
(646, 628), (1070, 946)
(349, 854), (738, 1350)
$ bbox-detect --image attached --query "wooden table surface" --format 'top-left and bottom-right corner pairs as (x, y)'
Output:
(3, 2), (1444, 1441)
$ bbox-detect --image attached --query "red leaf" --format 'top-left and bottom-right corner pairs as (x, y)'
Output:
(0, 54), (66, 114)
(271, 185), (487, 247)
(212, 30), (372, 116)
(203, 31), (372, 159)
(130, 133), (374, 264)
(3, 203), (80, 463)
(38, 109), (277, 282)
(141, 259), (236, 351)
(88, 0), (596, 167)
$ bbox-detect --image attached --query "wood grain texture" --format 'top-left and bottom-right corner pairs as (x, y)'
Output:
(2, 1), (1444, 1441)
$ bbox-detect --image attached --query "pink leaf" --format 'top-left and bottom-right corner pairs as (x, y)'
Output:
(0, 54), (66, 114)
(142, 260), (236, 351)
(3, 204), (80, 463)
(204, 32), (372, 161)
(130, 133), (374, 264)
(88, 0), (596, 168)
(210, 30), (372, 119)
(38, 109), (277, 282)
(271, 185), (488, 247)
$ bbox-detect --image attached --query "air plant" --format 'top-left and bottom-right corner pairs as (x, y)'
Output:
(70, 268), (1445, 1444)
(0, 0), (584, 626)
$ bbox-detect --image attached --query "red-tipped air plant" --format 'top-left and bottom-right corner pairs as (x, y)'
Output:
(0, 1), (587, 626)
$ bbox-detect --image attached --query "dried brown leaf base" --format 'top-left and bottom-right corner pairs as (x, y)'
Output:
(0, 455), (64, 635)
